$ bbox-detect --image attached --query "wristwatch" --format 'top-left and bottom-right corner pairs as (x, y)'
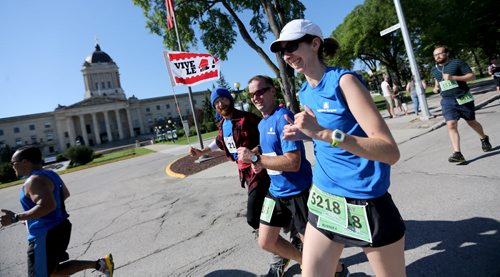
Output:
(11, 213), (19, 223)
(251, 154), (260, 164)
(331, 129), (345, 147)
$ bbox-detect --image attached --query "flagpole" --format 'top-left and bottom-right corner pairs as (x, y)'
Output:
(169, 0), (205, 150)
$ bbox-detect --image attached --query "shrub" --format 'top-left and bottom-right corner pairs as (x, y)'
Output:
(63, 145), (94, 166)
(0, 162), (17, 183)
(56, 153), (69, 162)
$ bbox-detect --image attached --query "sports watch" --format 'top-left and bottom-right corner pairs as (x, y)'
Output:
(251, 154), (260, 164)
(331, 129), (345, 147)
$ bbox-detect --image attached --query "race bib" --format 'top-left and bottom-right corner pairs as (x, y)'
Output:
(260, 197), (275, 223)
(439, 80), (459, 91)
(456, 92), (474, 105)
(223, 137), (237, 153)
(262, 152), (282, 175)
(308, 185), (348, 227)
(308, 184), (373, 243)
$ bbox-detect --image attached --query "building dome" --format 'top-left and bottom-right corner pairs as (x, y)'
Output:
(84, 44), (113, 64)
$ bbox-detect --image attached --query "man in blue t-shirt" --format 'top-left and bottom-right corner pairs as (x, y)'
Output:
(238, 75), (346, 276)
(0, 146), (114, 277)
(431, 45), (492, 163)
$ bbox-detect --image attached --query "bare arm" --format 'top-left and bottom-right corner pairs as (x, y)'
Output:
(433, 79), (440, 94)
(294, 74), (399, 165)
(237, 147), (301, 172)
(189, 139), (218, 157)
(445, 72), (475, 82)
(17, 175), (57, 221)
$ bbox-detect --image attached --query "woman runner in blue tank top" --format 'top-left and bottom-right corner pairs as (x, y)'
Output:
(271, 19), (406, 276)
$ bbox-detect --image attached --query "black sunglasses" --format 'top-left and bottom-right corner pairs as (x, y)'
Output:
(278, 35), (316, 56)
(248, 87), (271, 99)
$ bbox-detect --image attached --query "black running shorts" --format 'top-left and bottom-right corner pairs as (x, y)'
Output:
(260, 189), (309, 236)
(308, 192), (405, 248)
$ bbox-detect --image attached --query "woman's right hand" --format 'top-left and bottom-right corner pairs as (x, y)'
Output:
(283, 114), (306, 141)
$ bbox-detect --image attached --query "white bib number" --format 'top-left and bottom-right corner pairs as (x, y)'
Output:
(223, 137), (237, 153)
(262, 152), (282, 175)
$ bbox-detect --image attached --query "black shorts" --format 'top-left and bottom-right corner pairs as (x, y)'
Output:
(247, 179), (270, 230)
(494, 76), (500, 87)
(260, 189), (309, 235)
(309, 192), (405, 248)
(27, 219), (71, 277)
(441, 97), (476, 121)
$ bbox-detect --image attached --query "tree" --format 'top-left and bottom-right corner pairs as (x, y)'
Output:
(331, 0), (498, 84)
(132, 0), (305, 113)
(332, 0), (407, 84)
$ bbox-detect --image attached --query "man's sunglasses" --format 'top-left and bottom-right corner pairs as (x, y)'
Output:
(248, 87), (271, 99)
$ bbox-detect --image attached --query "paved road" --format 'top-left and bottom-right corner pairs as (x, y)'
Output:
(1, 86), (499, 276)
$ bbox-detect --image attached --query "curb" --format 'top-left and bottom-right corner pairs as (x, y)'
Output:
(165, 156), (187, 179)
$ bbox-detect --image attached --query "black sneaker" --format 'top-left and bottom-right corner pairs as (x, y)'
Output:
(265, 258), (289, 277)
(448, 152), (466, 163)
(481, 135), (492, 152)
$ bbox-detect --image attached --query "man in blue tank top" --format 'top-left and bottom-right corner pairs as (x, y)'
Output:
(237, 75), (347, 277)
(0, 146), (114, 277)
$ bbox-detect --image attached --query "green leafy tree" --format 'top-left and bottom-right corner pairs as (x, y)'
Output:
(332, 0), (406, 84)
(132, 0), (306, 113)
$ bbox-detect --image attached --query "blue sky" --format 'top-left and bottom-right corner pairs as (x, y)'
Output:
(0, 0), (364, 118)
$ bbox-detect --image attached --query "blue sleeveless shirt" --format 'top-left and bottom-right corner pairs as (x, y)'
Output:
(19, 169), (68, 241)
(298, 67), (391, 199)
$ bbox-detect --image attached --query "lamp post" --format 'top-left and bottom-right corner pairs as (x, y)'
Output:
(233, 82), (243, 110)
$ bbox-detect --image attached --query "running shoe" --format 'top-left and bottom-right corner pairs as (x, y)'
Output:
(448, 152), (466, 163)
(265, 257), (289, 277)
(335, 263), (351, 277)
(481, 135), (492, 152)
(97, 253), (114, 277)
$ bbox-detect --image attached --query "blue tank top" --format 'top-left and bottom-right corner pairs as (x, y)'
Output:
(20, 169), (68, 241)
(298, 67), (391, 199)
(259, 107), (312, 197)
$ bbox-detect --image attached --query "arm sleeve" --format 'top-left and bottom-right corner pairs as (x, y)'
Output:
(208, 139), (218, 151)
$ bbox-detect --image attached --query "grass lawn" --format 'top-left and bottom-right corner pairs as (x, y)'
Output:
(0, 147), (155, 189)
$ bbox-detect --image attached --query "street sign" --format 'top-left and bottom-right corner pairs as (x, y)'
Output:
(380, 23), (401, 36)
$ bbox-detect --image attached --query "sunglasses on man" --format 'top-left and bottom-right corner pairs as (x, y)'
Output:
(248, 87), (271, 99)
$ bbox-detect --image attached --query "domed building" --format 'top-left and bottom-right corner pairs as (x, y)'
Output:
(0, 43), (208, 157)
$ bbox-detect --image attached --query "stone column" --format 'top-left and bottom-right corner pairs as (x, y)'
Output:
(66, 117), (76, 146)
(92, 112), (101, 145)
(104, 111), (113, 142)
(126, 109), (134, 137)
(115, 109), (124, 140)
(56, 119), (66, 151)
(79, 114), (89, 145)
(136, 108), (144, 134)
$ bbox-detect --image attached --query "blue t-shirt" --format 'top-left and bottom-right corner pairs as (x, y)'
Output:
(259, 106), (312, 197)
(298, 67), (390, 199)
(222, 119), (238, 160)
(19, 169), (68, 241)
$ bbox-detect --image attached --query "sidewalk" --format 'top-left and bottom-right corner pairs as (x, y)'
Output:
(383, 79), (499, 144)
(188, 80), (499, 179)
